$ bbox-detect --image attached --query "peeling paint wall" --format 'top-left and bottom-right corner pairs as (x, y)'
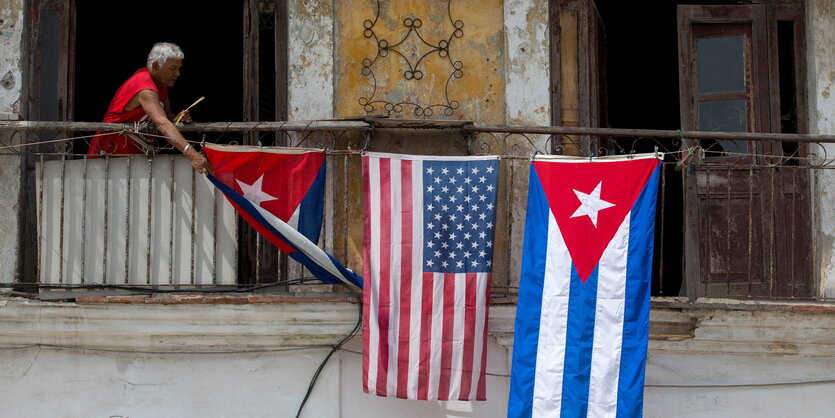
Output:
(288, 0), (335, 120)
(327, 0), (550, 125)
(0, 0), (23, 285)
(328, 0), (551, 282)
(503, 0), (550, 126)
(334, 0), (507, 123)
(0, 0), (23, 119)
(809, 0), (835, 297)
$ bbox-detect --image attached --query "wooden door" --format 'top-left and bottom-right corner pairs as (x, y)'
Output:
(550, 0), (608, 156)
(678, 4), (812, 298)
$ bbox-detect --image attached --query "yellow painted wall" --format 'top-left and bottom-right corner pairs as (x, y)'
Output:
(335, 0), (506, 123)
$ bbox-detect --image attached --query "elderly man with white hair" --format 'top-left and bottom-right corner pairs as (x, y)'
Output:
(88, 42), (213, 175)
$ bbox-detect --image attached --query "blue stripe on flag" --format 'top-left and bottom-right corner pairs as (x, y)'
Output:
(507, 166), (549, 418)
(208, 175), (363, 288)
(616, 164), (660, 418)
(560, 265), (598, 418)
(298, 160), (326, 243)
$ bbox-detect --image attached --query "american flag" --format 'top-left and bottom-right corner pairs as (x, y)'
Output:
(362, 152), (500, 401)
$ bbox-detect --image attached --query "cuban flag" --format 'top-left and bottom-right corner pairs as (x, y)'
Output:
(204, 144), (362, 288)
(508, 154), (661, 418)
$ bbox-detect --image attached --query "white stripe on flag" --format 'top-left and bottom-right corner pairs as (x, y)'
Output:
(250, 201), (356, 287)
(387, 158), (402, 396)
(406, 160), (424, 399)
(587, 214), (630, 417)
(532, 211), (573, 416)
(448, 273), (466, 400)
(366, 157), (381, 395)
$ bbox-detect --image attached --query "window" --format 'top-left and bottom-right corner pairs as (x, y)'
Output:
(555, 0), (811, 298)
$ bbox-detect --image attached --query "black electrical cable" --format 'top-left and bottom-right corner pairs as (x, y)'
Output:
(295, 296), (362, 418)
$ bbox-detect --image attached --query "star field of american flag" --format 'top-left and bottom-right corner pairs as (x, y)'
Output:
(422, 159), (500, 274)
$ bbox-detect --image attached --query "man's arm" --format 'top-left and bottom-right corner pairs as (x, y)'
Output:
(163, 96), (176, 121)
(137, 89), (213, 174)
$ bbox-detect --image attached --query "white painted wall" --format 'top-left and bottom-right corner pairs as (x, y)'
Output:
(0, 0), (23, 285)
(809, 0), (835, 297)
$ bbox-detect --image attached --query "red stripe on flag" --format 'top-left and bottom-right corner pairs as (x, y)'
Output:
(459, 272), (477, 400)
(396, 160), (413, 398)
(418, 272), (434, 400)
(438, 273), (456, 400)
(361, 156), (371, 393)
(376, 158), (392, 396)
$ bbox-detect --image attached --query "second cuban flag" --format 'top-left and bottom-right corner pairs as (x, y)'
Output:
(508, 154), (661, 418)
(204, 144), (362, 288)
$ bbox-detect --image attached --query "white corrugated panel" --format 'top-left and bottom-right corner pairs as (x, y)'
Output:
(36, 156), (237, 286)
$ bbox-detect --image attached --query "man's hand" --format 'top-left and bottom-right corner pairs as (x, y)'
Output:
(175, 109), (193, 124)
(185, 147), (215, 175)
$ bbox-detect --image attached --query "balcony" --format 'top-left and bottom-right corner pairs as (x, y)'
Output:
(2, 119), (835, 302)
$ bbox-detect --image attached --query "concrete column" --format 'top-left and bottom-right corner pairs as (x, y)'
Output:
(288, 0), (335, 120)
(0, 0), (24, 285)
(809, 0), (835, 297)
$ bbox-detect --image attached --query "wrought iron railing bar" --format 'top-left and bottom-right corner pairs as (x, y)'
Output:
(705, 165), (711, 296)
(125, 156), (132, 285)
(342, 153), (350, 286)
(190, 166), (196, 286)
(256, 233), (262, 286)
(103, 156), (110, 285)
(232, 189), (239, 287)
(58, 156), (65, 285)
(747, 166), (754, 297)
(726, 164), (731, 297)
(504, 158), (515, 290)
(5, 120), (835, 143)
(770, 168), (777, 297)
(37, 155), (44, 285)
(80, 156), (88, 285)
(169, 156), (176, 286)
(146, 157), (153, 286)
(791, 168), (797, 297)
(658, 162), (667, 295)
(212, 172), (219, 286)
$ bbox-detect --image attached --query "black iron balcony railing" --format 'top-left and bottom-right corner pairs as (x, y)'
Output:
(2, 119), (835, 301)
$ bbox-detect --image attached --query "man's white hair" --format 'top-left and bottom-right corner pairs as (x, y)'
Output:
(146, 42), (184, 70)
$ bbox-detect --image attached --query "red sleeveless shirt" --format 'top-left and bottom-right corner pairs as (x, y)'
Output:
(88, 68), (168, 155)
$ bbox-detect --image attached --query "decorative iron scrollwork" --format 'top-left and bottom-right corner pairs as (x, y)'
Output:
(358, 0), (464, 118)
(255, 0), (277, 13)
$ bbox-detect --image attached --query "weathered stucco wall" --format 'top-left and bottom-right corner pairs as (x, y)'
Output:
(0, 0), (23, 285)
(503, 0), (550, 126)
(4, 300), (835, 417)
(809, 0), (835, 297)
(288, 0), (334, 120)
(335, 0), (507, 123)
(0, 0), (22, 119)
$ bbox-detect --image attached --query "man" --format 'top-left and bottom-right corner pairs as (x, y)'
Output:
(88, 42), (213, 175)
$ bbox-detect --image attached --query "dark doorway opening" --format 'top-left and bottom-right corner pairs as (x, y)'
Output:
(74, 1), (244, 126)
(595, 0), (684, 296)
